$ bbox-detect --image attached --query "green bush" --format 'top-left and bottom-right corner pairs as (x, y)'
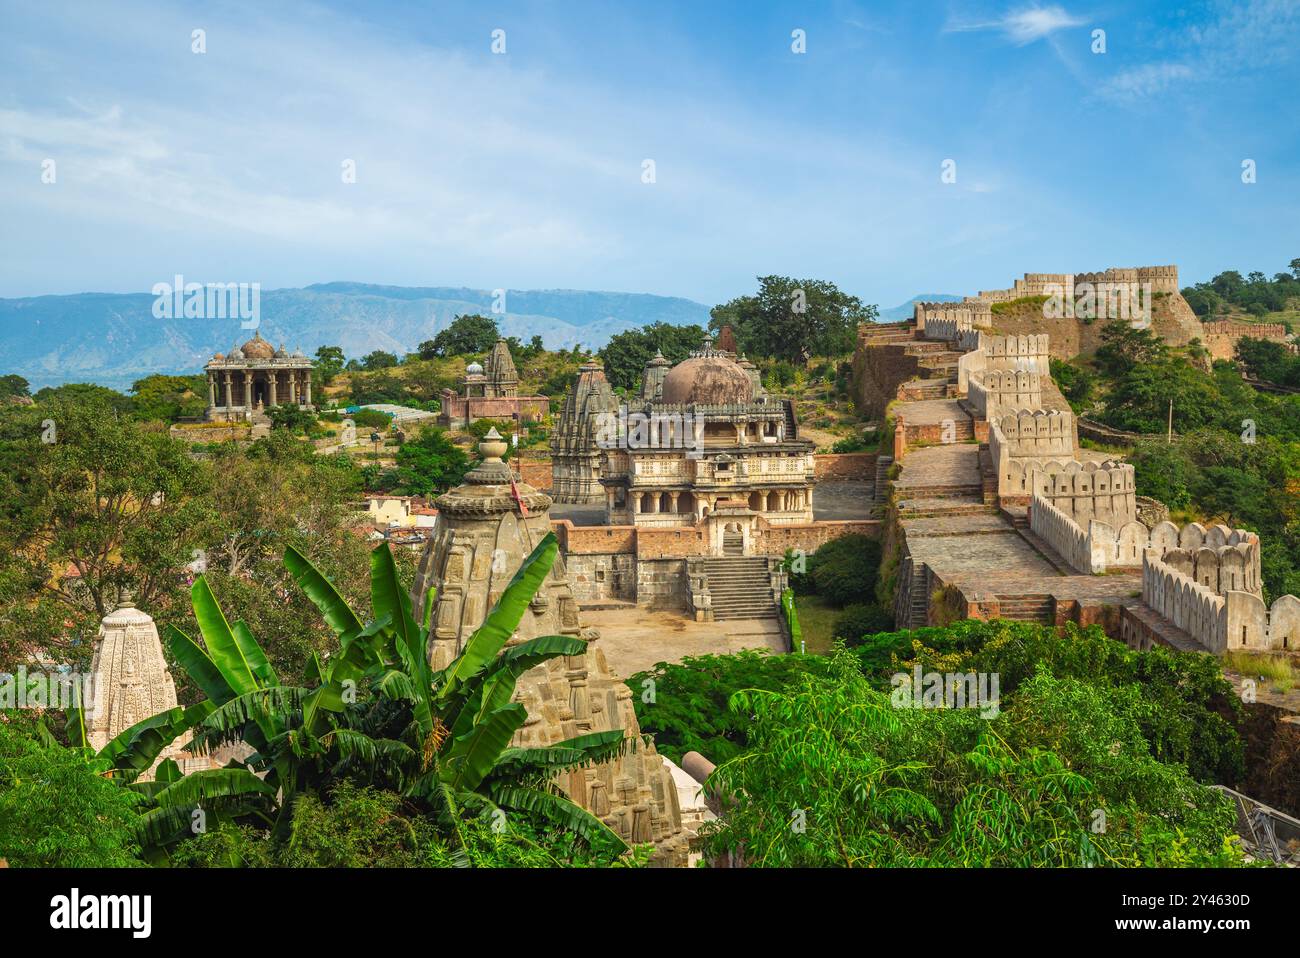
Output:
(808, 534), (882, 606)
(831, 603), (895, 645)
(0, 715), (144, 867)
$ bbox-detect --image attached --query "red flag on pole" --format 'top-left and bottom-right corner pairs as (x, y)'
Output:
(509, 476), (530, 516)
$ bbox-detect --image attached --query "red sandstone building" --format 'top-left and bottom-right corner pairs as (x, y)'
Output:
(436, 338), (549, 429)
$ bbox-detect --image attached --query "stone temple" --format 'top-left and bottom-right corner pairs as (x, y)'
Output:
(598, 336), (816, 551)
(410, 430), (692, 863)
(437, 338), (549, 430)
(204, 331), (314, 422)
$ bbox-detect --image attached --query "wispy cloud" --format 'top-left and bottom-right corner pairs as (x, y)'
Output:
(946, 4), (1086, 45)
(1098, 62), (1195, 101)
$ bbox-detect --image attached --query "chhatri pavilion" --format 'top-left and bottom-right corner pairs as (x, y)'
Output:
(204, 331), (315, 422)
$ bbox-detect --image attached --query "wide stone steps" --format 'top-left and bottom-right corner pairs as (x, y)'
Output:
(893, 483), (983, 499)
(994, 594), (1055, 623)
(702, 557), (778, 621)
(898, 499), (998, 517)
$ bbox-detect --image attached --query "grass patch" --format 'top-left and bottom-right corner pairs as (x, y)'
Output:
(793, 594), (840, 654)
(1223, 650), (1295, 693)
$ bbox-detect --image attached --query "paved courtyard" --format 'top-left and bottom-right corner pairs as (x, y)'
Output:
(582, 608), (785, 676)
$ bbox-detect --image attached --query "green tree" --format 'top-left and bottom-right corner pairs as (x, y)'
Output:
(597, 322), (706, 391)
(393, 427), (470, 496)
(314, 346), (346, 386)
(0, 397), (213, 667)
(32, 382), (134, 415)
(130, 374), (206, 422)
(710, 276), (876, 362)
(425, 314), (500, 358)
(0, 714), (144, 867)
(361, 350), (400, 371)
(0, 375), (30, 401)
(1094, 320), (1170, 378)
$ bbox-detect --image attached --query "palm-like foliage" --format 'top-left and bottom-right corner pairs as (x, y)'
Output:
(97, 531), (629, 859)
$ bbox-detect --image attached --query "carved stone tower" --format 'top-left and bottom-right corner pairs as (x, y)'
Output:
(551, 360), (618, 503)
(409, 430), (688, 864)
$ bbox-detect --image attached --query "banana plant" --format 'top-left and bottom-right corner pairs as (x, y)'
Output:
(104, 531), (631, 858)
(288, 531), (632, 851)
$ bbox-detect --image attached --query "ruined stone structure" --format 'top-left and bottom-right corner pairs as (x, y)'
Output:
(550, 360), (618, 503)
(204, 331), (313, 423)
(409, 431), (691, 864)
(437, 339), (549, 429)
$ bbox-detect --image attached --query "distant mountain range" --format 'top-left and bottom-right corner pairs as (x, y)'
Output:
(0, 282), (951, 390)
(877, 294), (962, 322)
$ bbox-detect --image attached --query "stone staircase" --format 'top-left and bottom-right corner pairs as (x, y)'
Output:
(906, 563), (930, 628)
(873, 455), (894, 506)
(898, 498), (998, 518)
(701, 557), (778, 621)
(994, 593), (1055, 624)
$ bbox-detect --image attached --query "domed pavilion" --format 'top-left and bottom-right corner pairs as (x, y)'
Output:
(203, 331), (314, 422)
(597, 334), (816, 551)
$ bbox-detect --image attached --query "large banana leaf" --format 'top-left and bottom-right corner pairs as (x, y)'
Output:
(493, 729), (629, 776)
(232, 619), (278, 688)
(448, 634), (587, 742)
(97, 701), (216, 780)
(441, 702), (527, 792)
(164, 624), (235, 705)
(284, 544), (366, 641)
(153, 767), (277, 808)
(491, 784), (627, 850)
(369, 543), (421, 672)
(187, 688), (305, 754)
(438, 534), (558, 701)
(190, 577), (259, 697)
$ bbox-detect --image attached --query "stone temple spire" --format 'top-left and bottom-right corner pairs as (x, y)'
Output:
(483, 339), (519, 396)
(86, 592), (183, 779)
(409, 432), (689, 864)
(640, 349), (671, 401)
(551, 360), (618, 503)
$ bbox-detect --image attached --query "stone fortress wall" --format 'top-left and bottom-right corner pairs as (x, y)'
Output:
(1132, 552), (1300, 653)
(1201, 320), (1294, 361)
(909, 263), (1300, 656)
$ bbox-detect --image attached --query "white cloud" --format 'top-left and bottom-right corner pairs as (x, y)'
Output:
(947, 4), (1086, 45)
(1098, 62), (1195, 101)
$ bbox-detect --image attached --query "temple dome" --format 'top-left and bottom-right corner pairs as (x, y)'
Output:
(660, 354), (754, 405)
(239, 332), (275, 360)
(466, 362), (484, 376)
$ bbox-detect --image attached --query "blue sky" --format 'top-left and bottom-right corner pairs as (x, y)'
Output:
(2, 0), (1298, 308)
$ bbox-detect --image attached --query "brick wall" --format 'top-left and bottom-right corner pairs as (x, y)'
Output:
(551, 520), (635, 555)
(518, 457), (553, 490)
(813, 452), (877, 479)
(752, 520), (881, 556)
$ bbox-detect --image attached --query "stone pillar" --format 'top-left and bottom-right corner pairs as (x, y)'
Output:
(669, 492), (680, 514)
(632, 493), (641, 514)
(223, 373), (232, 411)
(290, 372), (298, 405)
(243, 372), (252, 412)
(207, 373), (215, 408)
(648, 491), (659, 513)
(268, 372), (277, 407)
(304, 370), (312, 405)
